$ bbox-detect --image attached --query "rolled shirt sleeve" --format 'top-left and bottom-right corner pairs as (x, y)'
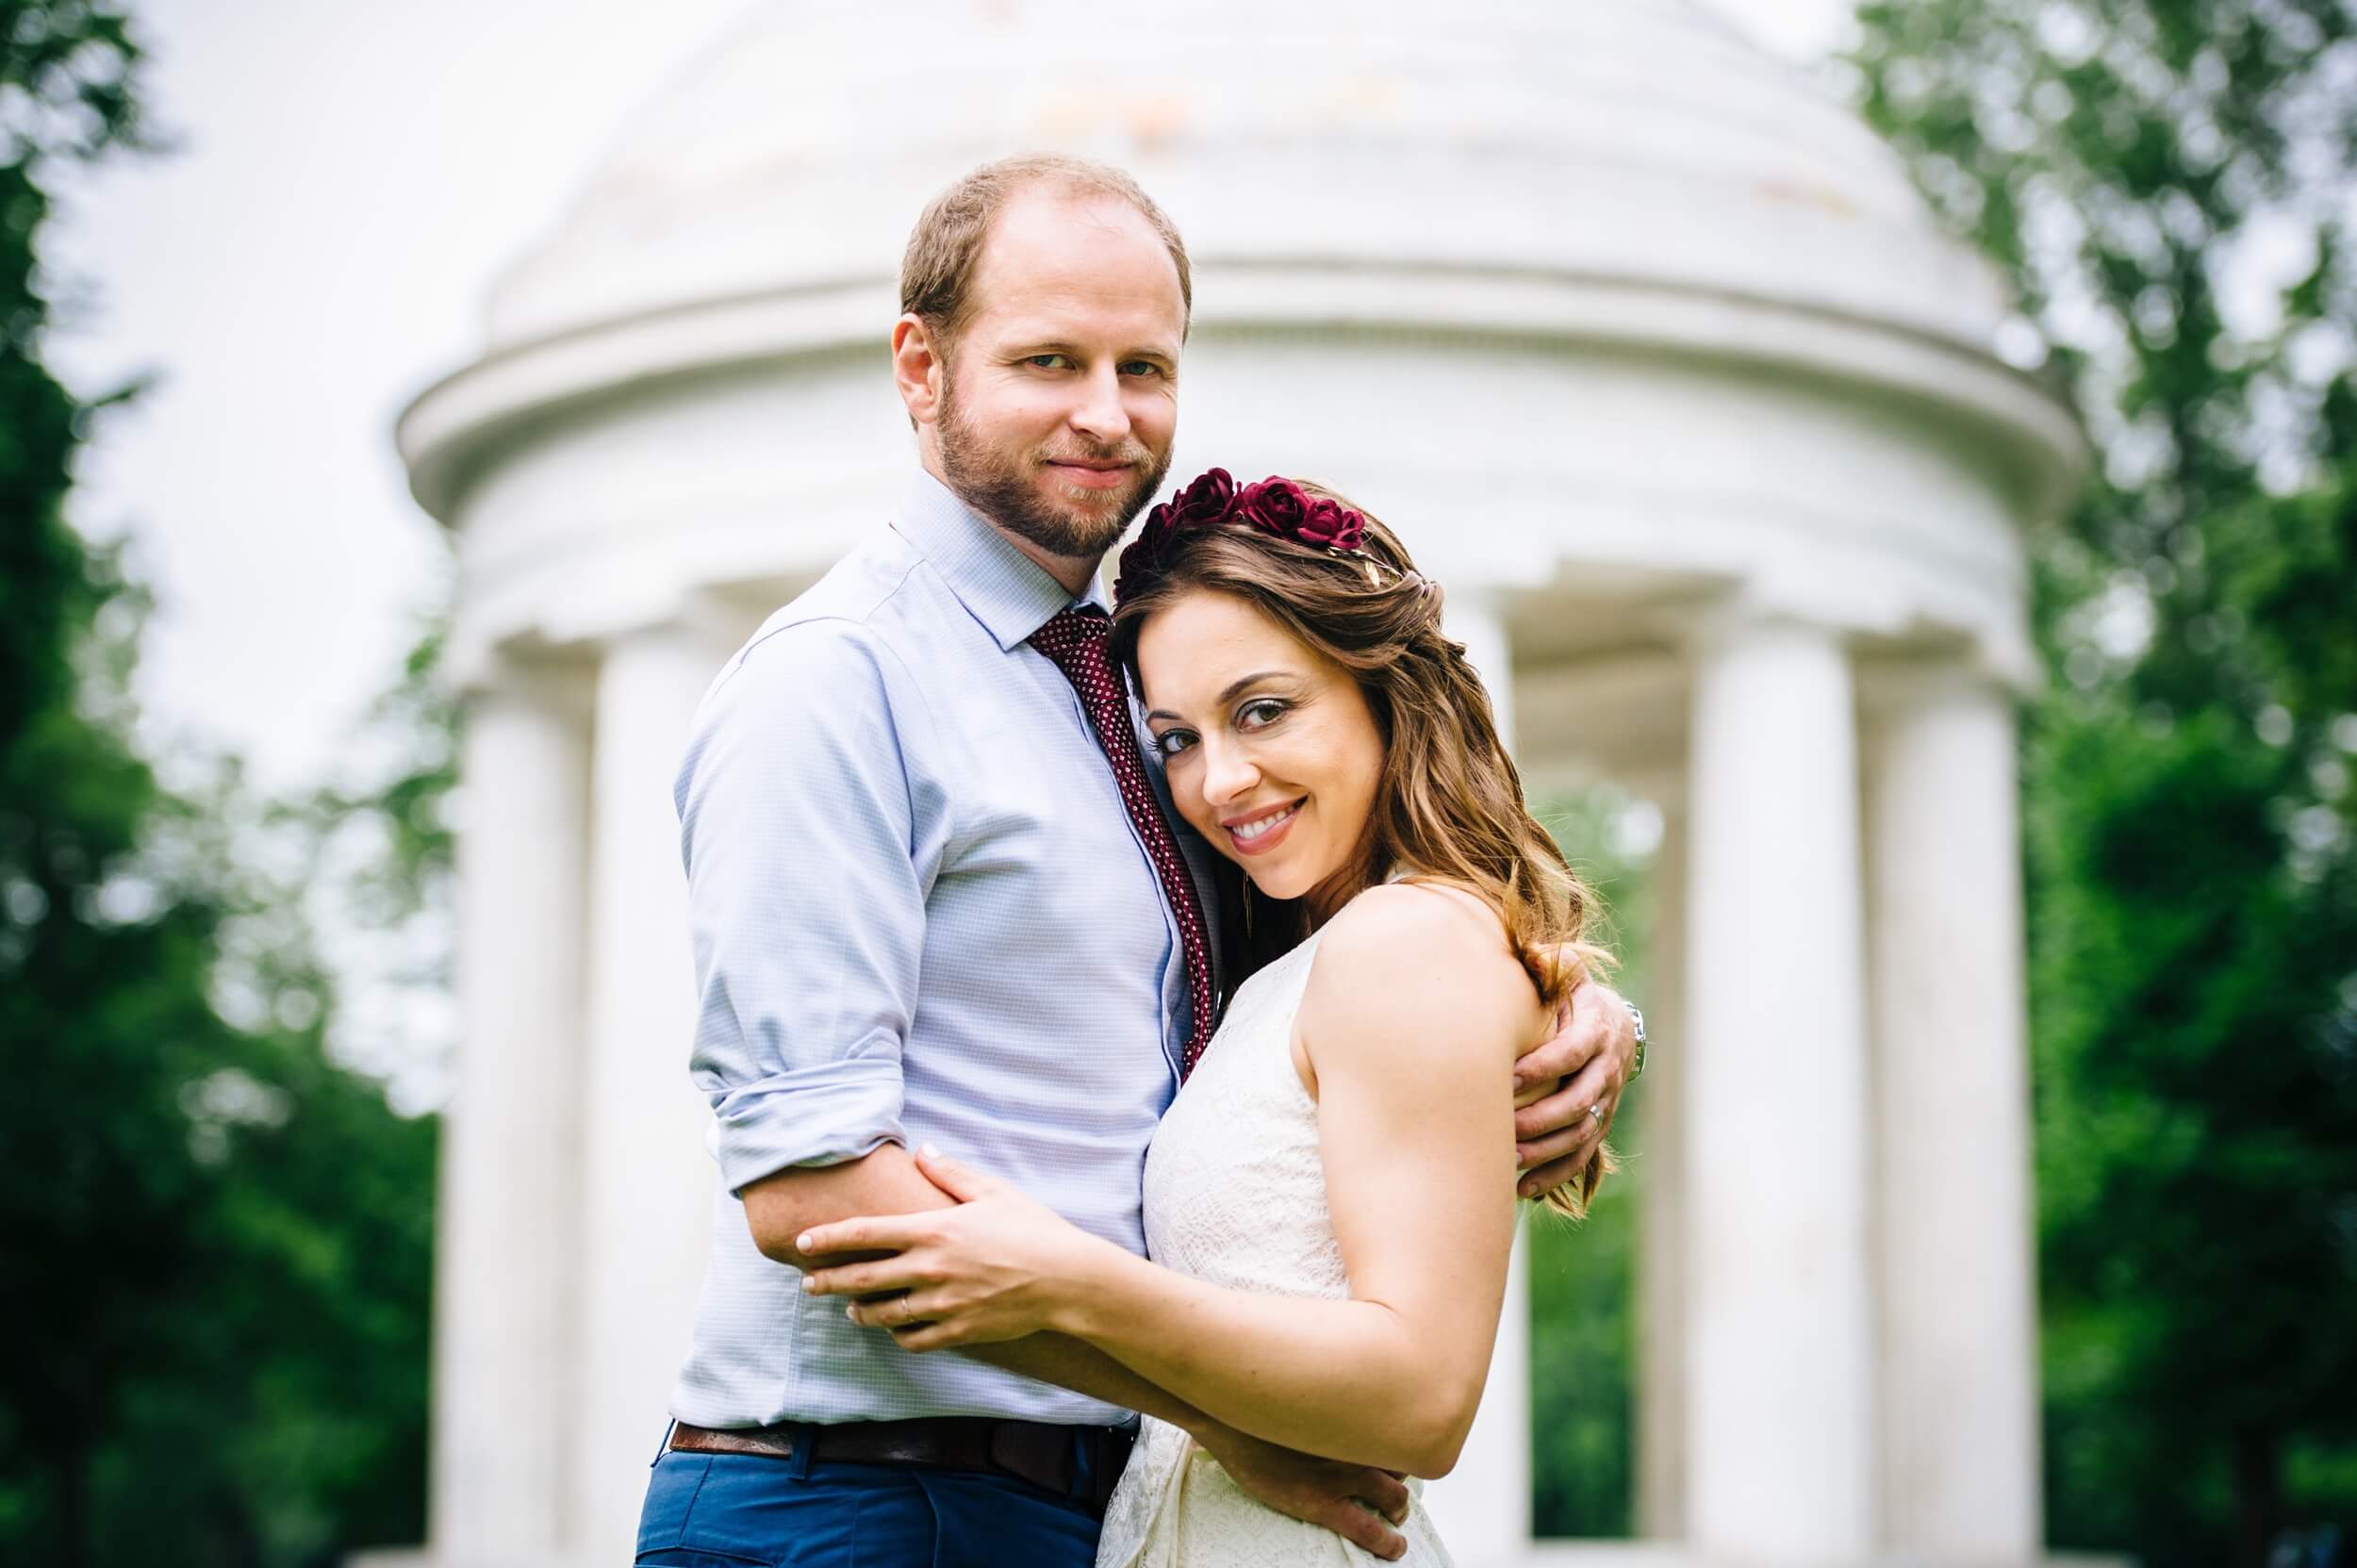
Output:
(674, 618), (944, 1194)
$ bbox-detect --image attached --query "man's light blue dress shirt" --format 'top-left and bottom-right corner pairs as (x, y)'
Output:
(669, 470), (1227, 1429)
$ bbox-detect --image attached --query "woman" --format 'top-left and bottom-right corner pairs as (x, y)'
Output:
(798, 470), (1613, 1565)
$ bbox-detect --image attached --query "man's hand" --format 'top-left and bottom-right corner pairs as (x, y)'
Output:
(1511, 975), (1639, 1198)
(1195, 1422), (1412, 1560)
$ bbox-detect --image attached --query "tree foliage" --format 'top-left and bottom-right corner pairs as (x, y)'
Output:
(0, 3), (435, 1562)
(1528, 790), (1652, 1540)
(1850, 2), (2357, 1560)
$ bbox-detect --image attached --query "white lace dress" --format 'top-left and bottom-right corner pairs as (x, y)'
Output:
(1095, 931), (1455, 1567)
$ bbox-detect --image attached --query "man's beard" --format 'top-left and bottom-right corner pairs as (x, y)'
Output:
(935, 377), (1171, 567)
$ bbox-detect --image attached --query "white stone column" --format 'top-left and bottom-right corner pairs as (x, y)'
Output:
(1681, 613), (1875, 1562)
(1866, 668), (2041, 1559)
(1635, 798), (1688, 1541)
(430, 666), (591, 1564)
(1449, 588), (1519, 756)
(1423, 589), (1532, 1566)
(571, 621), (733, 1562)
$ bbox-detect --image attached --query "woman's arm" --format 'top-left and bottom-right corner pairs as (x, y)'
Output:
(965, 1337), (1414, 1559)
(800, 883), (1531, 1477)
(756, 1148), (1416, 1555)
(1064, 884), (1526, 1475)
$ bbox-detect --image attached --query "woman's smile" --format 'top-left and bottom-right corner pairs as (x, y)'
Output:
(1223, 797), (1306, 855)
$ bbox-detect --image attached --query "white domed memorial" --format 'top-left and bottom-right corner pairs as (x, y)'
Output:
(390, 3), (2084, 1564)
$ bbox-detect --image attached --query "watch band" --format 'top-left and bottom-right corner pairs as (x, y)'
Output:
(1624, 1000), (1646, 1081)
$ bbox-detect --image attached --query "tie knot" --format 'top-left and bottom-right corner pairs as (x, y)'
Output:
(1030, 603), (1112, 665)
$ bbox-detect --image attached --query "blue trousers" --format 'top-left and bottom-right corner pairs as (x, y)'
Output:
(635, 1432), (1105, 1568)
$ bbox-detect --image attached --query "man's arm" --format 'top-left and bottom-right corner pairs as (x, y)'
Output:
(746, 1147), (1187, 1414)
(680, 621), (936, 1196)
(746, 1147), (1412, 1560)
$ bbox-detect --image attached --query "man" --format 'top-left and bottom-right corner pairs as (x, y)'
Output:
(635, 156), (1640, 1568)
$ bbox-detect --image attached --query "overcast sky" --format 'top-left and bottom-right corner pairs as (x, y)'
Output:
(50, 0), (1857, 795)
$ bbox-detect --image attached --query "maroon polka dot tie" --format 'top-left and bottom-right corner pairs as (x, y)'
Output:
(1031, 604), (1219, 1076)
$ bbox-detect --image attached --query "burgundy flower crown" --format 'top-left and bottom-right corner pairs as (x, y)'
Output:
(1113, 469), (1376, 603)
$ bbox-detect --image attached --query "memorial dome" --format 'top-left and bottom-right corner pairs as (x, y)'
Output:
(484, 0), (2007, 357)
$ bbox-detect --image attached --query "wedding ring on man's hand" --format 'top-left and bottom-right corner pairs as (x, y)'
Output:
(1587, 1103), (1607, 1125)
(895, 1297), (915, 1327)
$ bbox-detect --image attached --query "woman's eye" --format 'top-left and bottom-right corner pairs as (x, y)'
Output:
(1154, 729), (1197, 758)
(1237, 699), (1287, 730)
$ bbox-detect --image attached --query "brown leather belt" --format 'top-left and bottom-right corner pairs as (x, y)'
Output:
(668, 1417), (1137, 1517)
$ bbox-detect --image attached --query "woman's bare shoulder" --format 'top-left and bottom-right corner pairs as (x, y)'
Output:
(1323, 878), (1513, 960)
(1303, 881), (1541, 1058)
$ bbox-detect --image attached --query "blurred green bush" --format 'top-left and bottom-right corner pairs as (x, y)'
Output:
(0, 6), (437, 1562)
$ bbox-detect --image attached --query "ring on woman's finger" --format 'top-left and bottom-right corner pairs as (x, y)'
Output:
(1587, 1102), (1607, 1125)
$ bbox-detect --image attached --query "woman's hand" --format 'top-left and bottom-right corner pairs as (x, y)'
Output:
(797, 1146), (1115, 1351)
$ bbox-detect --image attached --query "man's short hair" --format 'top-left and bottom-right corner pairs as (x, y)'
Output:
(899, 155), (1193, 353)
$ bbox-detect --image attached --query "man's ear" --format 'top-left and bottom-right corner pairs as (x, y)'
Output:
(892, 314), (945, 429)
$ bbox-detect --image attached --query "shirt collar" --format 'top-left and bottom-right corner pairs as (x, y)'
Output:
(892, 468), (1112, 652)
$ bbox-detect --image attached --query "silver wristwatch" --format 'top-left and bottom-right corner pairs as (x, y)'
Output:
(1624, 1000), (1646, 1081)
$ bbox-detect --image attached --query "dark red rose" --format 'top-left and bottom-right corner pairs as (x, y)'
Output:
(1232, 478), (1308, 539)
(1295, 497), (1366, 552)
(1169, 468), (1236, 530)
(1139, 500), (1176, 549)
(1113, 503), (1177, 606)
(1113, 534), (1162, 605)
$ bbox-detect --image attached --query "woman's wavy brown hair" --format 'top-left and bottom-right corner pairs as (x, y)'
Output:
(1109, 482), (1617, 1218)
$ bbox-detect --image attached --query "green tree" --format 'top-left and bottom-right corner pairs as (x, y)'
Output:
(0, 3), (437, 1561)
(1528, 789), (1652, 1539)
(1850, 3), (2357, 1560)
